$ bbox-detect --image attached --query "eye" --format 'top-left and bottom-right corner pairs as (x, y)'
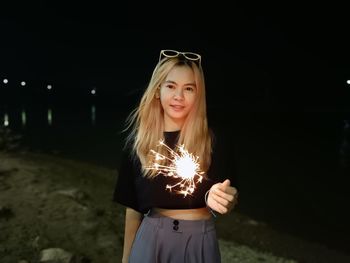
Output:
(185, 86), (195, 92)
(165, 84), (175, 89)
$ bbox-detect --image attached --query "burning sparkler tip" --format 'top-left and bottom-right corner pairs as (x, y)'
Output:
(148, 140), (204, 197)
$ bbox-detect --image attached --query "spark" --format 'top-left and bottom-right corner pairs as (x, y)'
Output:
(146, 140), (204, 197)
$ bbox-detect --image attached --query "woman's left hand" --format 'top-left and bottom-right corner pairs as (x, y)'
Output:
(207, 179), (238, 214)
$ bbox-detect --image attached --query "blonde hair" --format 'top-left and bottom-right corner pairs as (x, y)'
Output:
(124, 56), (212, 178)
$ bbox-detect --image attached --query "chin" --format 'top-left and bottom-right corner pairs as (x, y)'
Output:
(170, 116), (186, 121)
(166, 112), (186, 122)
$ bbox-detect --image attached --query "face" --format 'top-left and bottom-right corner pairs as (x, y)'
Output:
(159, 65), (197, 130)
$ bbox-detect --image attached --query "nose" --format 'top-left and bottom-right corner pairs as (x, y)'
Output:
(174, 88), (184, 100)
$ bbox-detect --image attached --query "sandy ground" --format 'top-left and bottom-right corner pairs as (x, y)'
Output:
(1, 151), (350, 263)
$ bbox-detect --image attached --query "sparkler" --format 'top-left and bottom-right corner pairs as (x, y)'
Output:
(146, 140), (204, 197)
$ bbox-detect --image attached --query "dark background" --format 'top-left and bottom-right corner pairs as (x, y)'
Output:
(2, 2), (349, 110)
(1, 1), (350, 256)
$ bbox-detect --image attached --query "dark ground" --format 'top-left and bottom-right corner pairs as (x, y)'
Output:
(1, 150), (350, 263)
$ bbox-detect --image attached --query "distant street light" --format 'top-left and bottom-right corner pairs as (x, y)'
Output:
(47, 84), (52, 90)
(21, 81), (26, 86)
(3, 79), (8, 84)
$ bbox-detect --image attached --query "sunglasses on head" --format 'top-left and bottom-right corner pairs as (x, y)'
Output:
(159, 49), (201, 66)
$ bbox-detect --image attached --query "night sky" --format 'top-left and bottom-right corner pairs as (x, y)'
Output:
(1, 2), (350, 111)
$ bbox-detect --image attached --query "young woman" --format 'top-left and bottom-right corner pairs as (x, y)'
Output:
(114, 49), (239, 263)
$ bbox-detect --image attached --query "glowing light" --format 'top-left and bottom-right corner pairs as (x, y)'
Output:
(146, 140), (204, 197)
(20, 81), (26, 86)
(91, 88), (96, 95)
(3, 79), (8, 84)
(347, 80), (350, 85)
(21, 110), (26, 126)
(47, 84), (52, 90)
(47, 108), (52, 126)
(91, 104), (96, 125)
(4, 113), (9, 126)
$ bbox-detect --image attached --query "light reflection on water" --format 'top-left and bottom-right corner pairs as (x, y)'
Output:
(0, 103), (128, 170)
(21, 110), (26, 126)
(91, 104), (96, 126)
(3, 104), (98, 127)
(47, 108), (53, 126)
(3, 113), (9, 126)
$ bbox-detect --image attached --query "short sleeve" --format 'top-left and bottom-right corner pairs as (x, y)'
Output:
(112, 146), (139, 211)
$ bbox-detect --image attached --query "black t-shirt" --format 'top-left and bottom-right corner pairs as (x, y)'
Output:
(113, 130), (236, 214)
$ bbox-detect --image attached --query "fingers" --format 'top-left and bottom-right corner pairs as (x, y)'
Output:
(210, 193), (229, 214)
(212, 187), (235, 203)
(222, 179), (231, 187)
(210, 183), (239, 214)
(215, 184), (238, 202)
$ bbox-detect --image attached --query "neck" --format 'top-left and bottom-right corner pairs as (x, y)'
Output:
(164, 117), (184, 132)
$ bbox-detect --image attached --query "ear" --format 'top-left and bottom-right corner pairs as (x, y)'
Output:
(155, 86), (160, 99)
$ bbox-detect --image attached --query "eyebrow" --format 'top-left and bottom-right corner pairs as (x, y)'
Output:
(164, 80), (197, 87)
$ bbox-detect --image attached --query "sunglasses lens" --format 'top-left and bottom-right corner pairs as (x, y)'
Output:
(162, 50), (179, 57)
(184, 52), (200, 60)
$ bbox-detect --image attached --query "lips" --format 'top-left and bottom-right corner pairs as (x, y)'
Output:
(170, 105), (185, 111)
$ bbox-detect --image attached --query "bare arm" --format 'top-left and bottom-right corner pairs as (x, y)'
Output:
(122, 207), (143, 263)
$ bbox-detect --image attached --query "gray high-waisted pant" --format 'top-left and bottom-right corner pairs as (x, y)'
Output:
(129, 211), (221, 263)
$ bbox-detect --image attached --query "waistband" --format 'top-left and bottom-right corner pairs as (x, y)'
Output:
(144, 210), (216, 234)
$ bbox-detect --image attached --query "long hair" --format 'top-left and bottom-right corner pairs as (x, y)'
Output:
(124, 56), (212, 178)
